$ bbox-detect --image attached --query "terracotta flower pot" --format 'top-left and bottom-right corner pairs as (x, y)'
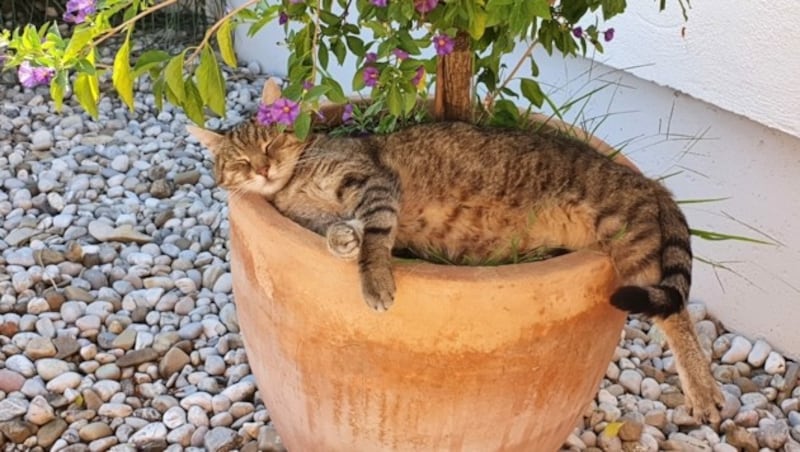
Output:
(228, 114), (631, 451)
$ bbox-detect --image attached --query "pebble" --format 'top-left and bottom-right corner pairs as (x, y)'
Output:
(129, 422), (168, 446)
(25, 395), (55, 425)
(0, 369), (26, 392)
(765, 351), (787, 374)
(722, 336), (752, 364)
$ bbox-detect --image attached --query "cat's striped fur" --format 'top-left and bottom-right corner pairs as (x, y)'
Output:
(188, 80), (723, 424)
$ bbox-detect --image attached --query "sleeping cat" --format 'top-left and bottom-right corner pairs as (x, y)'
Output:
(188, 80), (724, 423)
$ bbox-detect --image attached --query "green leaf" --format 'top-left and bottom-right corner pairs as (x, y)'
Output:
(305, 84), (330, 101)
(346, 36), (366, 57)
(49, 70), (67, 112)
(183, 79), (205, 125)
(318, 43), (329, 69)
(332, 39), (347, 65)
(322, 77), (347, 103)
(74, 72), (99, 119)
(217, 19), (238, 67)
(520, 78), (544, 107)
(528, 0), (552, 18)
(153, 77), (165, 111)
(469, 10), (488, 40)
(133, 50), (170, 76)
(63, 27), (93, 62)
(164, 52), (186, 103)
(689, 228), (774, 245)
(196, 46), (227, 117)
(294, 111), (312, 140)
(601, 0), (627, 20)
(113, 37), (135, 111)
(387, 87), (402, 117)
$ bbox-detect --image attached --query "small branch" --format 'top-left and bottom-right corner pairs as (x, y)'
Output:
(484, 38), (538, 108)
(94, 0), (181, 48)
(188, 0), (260, 64)
(311, 0), (321, 83)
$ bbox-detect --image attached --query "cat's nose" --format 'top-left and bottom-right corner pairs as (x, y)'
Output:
(257, 166), (270, 178)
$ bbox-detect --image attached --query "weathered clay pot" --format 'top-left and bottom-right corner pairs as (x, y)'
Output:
(228, 115), (630, 451)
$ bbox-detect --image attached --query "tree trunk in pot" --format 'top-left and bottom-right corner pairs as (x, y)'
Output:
(434, 31), (473, 122)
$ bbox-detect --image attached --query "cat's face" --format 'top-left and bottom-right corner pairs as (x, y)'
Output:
(188, 121), (305, 198)
(187, 78), (306, 198)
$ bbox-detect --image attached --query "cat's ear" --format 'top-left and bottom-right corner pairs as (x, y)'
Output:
(261, 78), (282, 105)
(186, 125), (223, 155)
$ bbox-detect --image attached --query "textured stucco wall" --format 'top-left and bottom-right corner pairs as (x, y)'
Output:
(596, 0), (800, 138)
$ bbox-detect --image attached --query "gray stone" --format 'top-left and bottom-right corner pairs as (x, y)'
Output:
(204, 426), (241, 452)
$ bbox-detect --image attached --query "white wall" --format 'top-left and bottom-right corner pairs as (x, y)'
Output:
(231, 6), (800, 359)
(596, 0), (800, 138)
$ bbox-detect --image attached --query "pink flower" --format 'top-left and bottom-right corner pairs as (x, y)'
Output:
(365, 52), (378, 63)
(341, 104), (354, 122)
(257, 103), (275, 126)
(392, 49), (409, 60)
(604, 28), (615, 42)
(414, 0), (438, 13)
(302, 80), (314, 90)
(433, 34), (455, 56)
(270, 98), (301, 125)
(17, 61), (54, 88)
(371, 0), (388, 6)
(363, 66), (380, 87)
(63, 0), (95, 24)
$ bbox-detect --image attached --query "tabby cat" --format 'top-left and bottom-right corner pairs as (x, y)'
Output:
(188, 80), (724, 423)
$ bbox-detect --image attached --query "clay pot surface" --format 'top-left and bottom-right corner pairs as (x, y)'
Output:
(229, 111), (630, 451)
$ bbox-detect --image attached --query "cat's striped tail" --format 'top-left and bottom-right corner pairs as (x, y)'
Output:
(609, 193), (692, 318)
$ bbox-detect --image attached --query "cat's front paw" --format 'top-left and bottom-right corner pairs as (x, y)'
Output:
(326, 221), (363, 260)
(683, 371), (724, 424)
(361, 267), (395, 312)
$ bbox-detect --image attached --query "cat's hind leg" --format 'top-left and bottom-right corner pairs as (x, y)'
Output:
(655, 310), (724, 424)
(326, 220), (363, 260)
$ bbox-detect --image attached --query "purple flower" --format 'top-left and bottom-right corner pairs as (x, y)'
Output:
(278, 11), (288, 25)
(572, 26), (583, 38)
(365, 52), (378, 63)
(392, 49), (409, 61)
(341, 104), (354, 123)
(363, 66), (380, 87)
(414, 0), (438, 13)
(302, 80), (314, 90)
(433, 34), (454, 56)
(411, 66), (425, 89)
(270, 98), (301, 125)
(604, 28), (615, 42)
(371, 0), (388, 6)
(257, 103), (275, 126)
(17, 61), (54, 89)
(63, 0), (95, 24)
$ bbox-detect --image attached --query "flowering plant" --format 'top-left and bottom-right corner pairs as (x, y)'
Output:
(0, 0), (687, 139)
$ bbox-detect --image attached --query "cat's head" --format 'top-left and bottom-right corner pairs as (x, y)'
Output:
(187, 79), (306, 198)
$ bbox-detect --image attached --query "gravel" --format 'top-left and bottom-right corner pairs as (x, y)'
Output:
(0, 57), (797, 452)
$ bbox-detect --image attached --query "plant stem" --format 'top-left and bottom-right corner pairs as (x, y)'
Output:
(311, 0), (321, 83)
(188, 0), (260, 64)
(484, 38), (539, 109)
